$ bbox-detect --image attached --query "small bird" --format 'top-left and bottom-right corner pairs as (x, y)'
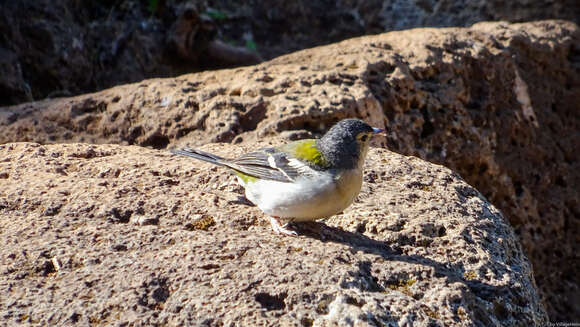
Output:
(172, 119), (384, 236)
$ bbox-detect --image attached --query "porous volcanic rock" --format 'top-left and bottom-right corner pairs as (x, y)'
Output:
(0, 142), (546, 326)
(1, 20), (578, 321)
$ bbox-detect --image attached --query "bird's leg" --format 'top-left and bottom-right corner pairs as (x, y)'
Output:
(268, 216), (298, 236)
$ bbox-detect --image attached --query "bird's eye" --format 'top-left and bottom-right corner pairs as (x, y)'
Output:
(360, 134), (369, 142)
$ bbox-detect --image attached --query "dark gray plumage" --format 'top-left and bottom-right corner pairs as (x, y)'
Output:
(316, 119), (374, 170)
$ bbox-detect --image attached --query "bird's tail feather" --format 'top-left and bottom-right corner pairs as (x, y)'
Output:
(171, 148), (226, 166)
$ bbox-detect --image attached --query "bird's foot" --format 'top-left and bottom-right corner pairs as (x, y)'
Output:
(268, 216), (298, 236)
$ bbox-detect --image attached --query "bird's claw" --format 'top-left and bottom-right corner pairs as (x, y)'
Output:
(268, 216), (298, 236)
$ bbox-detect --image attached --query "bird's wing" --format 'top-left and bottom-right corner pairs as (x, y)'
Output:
(171, 148), (226, 166)
(225, 147), (311, 183)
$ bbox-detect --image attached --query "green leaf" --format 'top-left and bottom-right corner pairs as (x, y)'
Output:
(245, 40), (258, 52)
(147, 0), (159, 13)
(205, 9), (227, 20)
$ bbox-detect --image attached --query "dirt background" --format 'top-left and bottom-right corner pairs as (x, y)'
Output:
(1, 0), (579, 106)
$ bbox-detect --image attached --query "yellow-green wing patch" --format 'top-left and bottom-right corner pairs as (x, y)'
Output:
(279, 139), (329, 168)
(235, 171), (258, 183)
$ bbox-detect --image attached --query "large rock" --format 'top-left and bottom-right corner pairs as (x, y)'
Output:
(0, 142), (546, 326)
(1, 20), (578, 321)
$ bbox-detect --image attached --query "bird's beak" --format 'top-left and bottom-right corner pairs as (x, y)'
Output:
(372, 127), (386, 135)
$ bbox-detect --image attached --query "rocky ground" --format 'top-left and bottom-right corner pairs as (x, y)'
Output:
(0, 142), (546, 326)
(1, 20), (578, 322)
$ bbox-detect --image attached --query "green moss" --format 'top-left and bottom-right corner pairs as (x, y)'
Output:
(424, 306), (440, 319)
(291, 247), (302, 253)
(386, 279), (416, 297)
(463, 271), (477, 280)
(317, 299), (331, 314)
(189, 215), (216, 231)
(457, 306), (469, 320)
(417, 238), (433, 247)
(420, 185), (433, 192)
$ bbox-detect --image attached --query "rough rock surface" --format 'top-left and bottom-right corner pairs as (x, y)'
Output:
(1, 20), (578, 321)
(1, 0), (579, 106)
(0, 142), (546, 326)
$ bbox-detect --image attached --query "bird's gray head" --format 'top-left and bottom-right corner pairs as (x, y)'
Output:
(317, 119), (382, 169)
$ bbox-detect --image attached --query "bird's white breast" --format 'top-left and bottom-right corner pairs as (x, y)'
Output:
(239, 167), (363, 221)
